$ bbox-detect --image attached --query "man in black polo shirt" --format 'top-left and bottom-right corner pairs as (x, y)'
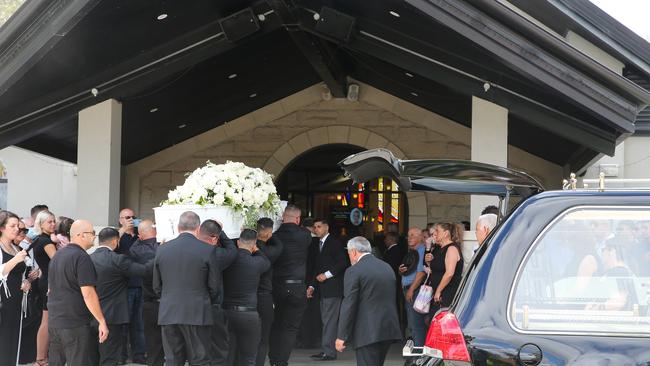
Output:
(48, 219), (109, 366)
(269, 205), (312, 366)
(222, 229), (270, 366)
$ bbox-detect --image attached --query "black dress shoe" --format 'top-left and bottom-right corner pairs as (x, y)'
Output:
(316, 355), (337, 361)
(132, 355), (147, 365)
(310, 352), (326, 359)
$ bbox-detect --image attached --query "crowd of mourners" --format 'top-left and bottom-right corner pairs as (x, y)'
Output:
(0, 203), (500, 366)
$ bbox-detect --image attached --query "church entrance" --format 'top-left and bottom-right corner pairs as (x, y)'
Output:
(276, 144), (408, 243)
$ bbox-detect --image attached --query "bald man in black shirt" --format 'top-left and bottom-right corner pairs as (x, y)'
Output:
(222, 229), (270, 366)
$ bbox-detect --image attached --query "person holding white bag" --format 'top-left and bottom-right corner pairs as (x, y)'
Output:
(424, 223), (464, 318)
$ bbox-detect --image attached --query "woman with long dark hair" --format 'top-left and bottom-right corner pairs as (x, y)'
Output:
(425, 222), (463, 315)
(0, 210), (30, 366)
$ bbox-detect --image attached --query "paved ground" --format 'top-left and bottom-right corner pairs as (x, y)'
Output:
(119, 344), (406, 365)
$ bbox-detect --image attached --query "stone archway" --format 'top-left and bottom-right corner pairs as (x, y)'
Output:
(261, 126), (429, 228)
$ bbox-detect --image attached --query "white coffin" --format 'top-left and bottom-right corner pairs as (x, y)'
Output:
(153, 202), (286, 242)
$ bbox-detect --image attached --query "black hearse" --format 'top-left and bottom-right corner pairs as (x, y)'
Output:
(340, 148), (650, 366)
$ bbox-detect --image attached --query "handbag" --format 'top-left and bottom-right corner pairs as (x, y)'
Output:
(413, 274), (433, 314)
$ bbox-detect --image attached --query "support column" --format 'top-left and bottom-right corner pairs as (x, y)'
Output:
(77, 99), (122, 227)
(471, 96), (508, 226)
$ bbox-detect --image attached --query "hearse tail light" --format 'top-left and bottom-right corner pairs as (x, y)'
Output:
(423, 311), (471, 362)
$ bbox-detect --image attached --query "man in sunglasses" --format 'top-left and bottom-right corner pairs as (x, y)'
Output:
(116, 208), (146, 364)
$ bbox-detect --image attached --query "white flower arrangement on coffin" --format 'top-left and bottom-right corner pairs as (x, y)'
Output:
(153, 161), (283, 240)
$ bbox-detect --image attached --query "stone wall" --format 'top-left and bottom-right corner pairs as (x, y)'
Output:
(138, 98), (473, 225)
(130, 82), (563, 227)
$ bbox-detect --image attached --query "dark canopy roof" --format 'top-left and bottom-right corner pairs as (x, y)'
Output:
(1, 0), (649, 170)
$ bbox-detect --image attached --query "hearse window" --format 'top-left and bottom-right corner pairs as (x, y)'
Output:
(510, 208), (650, 335)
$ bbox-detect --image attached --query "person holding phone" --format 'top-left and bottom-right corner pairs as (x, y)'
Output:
(116, 208), (146, 364)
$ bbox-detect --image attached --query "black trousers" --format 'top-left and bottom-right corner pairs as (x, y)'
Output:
(225, 310), (261, 366)
(355, 340), (392, 366)
(210, 305), (229, 366)
(143, 301), (164, 366)
(161, 324), (212, 366)
(256, 294), (274, 366)
(49, 325), (99, 366)
(269, 283), (308, 366)
(98, 324), (124, 366)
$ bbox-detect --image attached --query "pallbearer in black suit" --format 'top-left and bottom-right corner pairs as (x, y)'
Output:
(153, 211), (220, 366)
(269, 205), (313, 366)
(129, 220), (163, 366)
(197, 219), (238, 366)
(90, 228), (152, 366)
(254, 218), (284, 366)
(335, 237), (402, 366)
(307, 218), (348, 361)
(222, 229), (270, 366)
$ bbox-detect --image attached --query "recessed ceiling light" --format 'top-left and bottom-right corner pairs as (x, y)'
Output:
(149, 107), (158, 113)
(389, 11), (400, 18)
(249, 93), (257, 98)
(405, 72), (413, 78)
(228, 73), (237, 79)
(157, 13), (168, 20)
(178, 124), (186, 129)
(410, 92), (418, 97)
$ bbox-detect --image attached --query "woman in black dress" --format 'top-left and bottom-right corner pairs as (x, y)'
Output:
(31, 210), (57, 366)
(15, 220), (42, 364)
(425, 222), (463, 315)
(0, 210), (30, 366)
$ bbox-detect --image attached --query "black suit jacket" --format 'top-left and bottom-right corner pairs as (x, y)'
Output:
(337, 254), (402, 349)
(129, 238), (159, 302)
(308, 234), (348, 298)
(258, 237), (284, 295)
(90, 247), (151, 325)
(212, 232), (237, 305)
(272, 223), (312, 283)
(153, 232), (220, 326)
(383, 244), (404, 276)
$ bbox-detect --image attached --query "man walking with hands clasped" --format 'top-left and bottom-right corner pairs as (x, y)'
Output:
(335, 237), (401, 366)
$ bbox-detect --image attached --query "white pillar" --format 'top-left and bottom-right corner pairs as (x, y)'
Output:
(77, 99), (122, 227)
(470, 96), (508, 226)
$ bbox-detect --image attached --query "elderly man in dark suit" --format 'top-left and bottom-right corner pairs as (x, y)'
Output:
(269, 205), (312, 366)
(90, 227), (152, 366)
(307, 218), (348, 361)
(153, 211), (220, 366)
(335, 237), (402, 366)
